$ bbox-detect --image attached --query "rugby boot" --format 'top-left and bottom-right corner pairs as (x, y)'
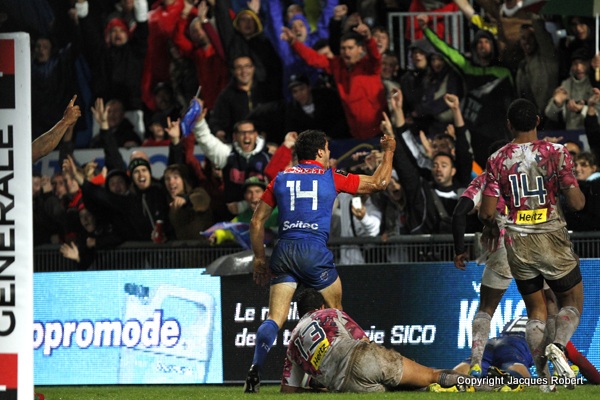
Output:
(468, 363), (482, 378)
(243, 365), (260, 393)
(427, 383), (474, 392)
(546, 343), (575, 390)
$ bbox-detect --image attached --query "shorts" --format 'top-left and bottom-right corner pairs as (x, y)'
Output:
(504, 228), (578, 281)
(480, 336), (533, 375)
(481, 265), (512, 290)
(486, 242), (512, 279)
(269, 239), (338, 290)
(339, 341), (404, 393)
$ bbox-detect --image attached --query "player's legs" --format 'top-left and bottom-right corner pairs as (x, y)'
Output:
(245, 283), (296, 393)
(517, 278), (551, 383)
(341, 342), (469, 392)
(254, 283), (296, 366)
(545, 273), (583, 387)
(546, 272), (583, 348)
(320, 276), (342, 310)
(470, 264), (510, 375)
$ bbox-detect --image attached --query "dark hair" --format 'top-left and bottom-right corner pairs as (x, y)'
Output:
(382, 49), (398, 59)
(233, 120), (255, 133)
(163, 164), (192, 194)
(432, 151), (455, 167)
(340, 31), (364, 47)
(575, 151), (598, 167)
(507, 99), (538, 132)
(231, 54), (254, 69)
(488, 139), (509, 156)
(296, 288), (325, 316)
(371, 26), (389, 37)
(296, 130), (327, 161)
(433, 133), (455, 144)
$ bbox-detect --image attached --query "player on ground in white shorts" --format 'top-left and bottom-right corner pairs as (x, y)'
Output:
(281, 288), (483, 393)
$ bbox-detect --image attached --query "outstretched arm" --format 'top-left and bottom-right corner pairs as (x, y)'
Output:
(32, 95), (81, 163)
(355, 113), (396, 194)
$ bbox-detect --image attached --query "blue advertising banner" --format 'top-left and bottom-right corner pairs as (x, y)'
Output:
(220, 259), (600, 382)
(34, 269), (223, 385)
(34, 260), (600, 384)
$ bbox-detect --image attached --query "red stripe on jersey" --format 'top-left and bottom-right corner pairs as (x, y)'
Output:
(261, 179), (276, 207)
(334, 171), (359, 194)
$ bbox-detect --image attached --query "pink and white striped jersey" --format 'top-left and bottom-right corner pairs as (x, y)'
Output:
(483, 140), (578, 233)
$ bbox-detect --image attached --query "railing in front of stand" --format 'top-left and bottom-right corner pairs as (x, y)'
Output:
(34, 232), (600, 272)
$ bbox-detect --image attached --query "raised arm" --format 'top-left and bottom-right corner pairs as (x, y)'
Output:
(32, 95), (81, 163)
(355, 113), (396, 194)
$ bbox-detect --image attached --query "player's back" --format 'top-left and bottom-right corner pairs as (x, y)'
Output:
(273, 163), (338, 243)
(288, 308), (367, 388)
(485, 141), (578, 233)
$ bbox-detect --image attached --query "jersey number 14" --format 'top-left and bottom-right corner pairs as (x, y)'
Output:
(508, 173), (547, 207)
(286, 180), (318, 211)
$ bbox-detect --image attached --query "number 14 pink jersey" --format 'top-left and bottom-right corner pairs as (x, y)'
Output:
(483, 140), (579, 234)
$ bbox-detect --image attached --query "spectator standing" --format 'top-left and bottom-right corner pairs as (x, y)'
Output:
(420, 16), (515, 167)
(336, 192), (382, 265)
(209, 55), (278, 141)
(210, 0), (283, 99)
(385, 88), (467, 234)
(90, 98), (141, 148)
(545, 49), (597, 131)
(417, 49), (464, 136)
(400, 39), (430, 129)
(284, 20), (386, 139)
(192, 105), (270, 213)
(31, 8), (84, 140)
(515, 18), (559, 118)
(565, 152), (600, 235)
(263, 0), (337, 98)
(172, 0), (229, 110)
(283, 74), (349, 139)
(79, 0), (149, 111)
(64, 156), (172, 242)
(140, 0), (183, 111)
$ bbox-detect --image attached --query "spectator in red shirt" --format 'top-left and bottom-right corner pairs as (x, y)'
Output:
(172, 0), (229, 110)
(282, 19), (386, 139)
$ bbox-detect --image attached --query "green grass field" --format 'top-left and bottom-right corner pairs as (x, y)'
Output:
(34, 383), (600, 399)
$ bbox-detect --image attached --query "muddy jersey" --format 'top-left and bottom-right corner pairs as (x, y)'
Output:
(281, 308), (368, 391)
(462, 173), (509, 265)
(262, 161), (359, 244)
(463, 172), (507, 217)
(483, 141), (579, 233)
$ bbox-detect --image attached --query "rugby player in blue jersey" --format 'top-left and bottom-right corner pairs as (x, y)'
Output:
(243, 126), (396, 392)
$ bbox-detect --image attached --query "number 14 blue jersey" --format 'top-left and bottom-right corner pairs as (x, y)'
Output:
(262, 161), (359, 244)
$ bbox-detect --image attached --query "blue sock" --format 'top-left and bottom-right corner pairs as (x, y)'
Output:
(252, 319), (279, 370)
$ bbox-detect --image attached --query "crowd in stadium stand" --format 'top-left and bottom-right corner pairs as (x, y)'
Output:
(5, 0), (599, 269)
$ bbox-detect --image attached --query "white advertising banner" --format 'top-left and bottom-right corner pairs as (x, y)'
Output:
(0, 32), (33, 400)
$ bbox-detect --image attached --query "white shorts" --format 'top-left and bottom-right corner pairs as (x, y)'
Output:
(340, 341), (404, 392)
(504, 228), (578, 281)
(485, 242), (512, 279)
(481, 265), (512, 290)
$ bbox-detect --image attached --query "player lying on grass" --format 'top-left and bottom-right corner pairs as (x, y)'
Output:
(280, 288), (512, 393)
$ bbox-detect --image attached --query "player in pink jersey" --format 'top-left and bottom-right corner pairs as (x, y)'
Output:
(479, 99), (585, 392)
(281, 289), (481, 393)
